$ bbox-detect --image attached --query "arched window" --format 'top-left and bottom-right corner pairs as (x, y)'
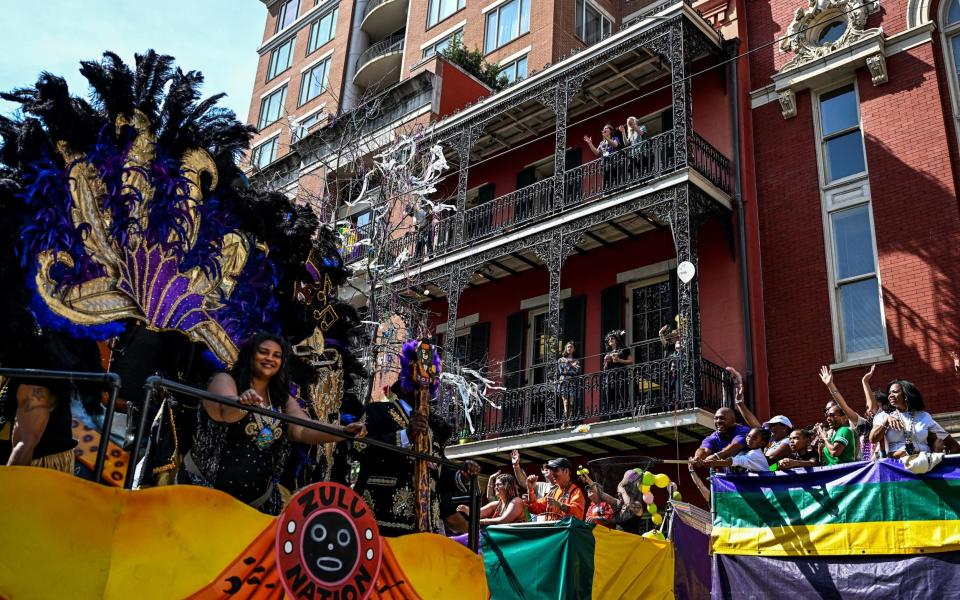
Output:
(940, 0), (960, 130)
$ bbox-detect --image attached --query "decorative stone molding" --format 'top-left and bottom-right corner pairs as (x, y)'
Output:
(772, 0), (886, 118)
(777, 89), (797, 118)
(780, 0), (882, 71)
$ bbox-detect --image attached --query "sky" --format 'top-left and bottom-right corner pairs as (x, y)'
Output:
(0, 0), (265, 122)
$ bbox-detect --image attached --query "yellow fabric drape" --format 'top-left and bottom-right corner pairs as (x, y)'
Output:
(591, 526), (675, 599)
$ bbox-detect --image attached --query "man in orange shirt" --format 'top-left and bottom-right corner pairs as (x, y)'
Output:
(526, 458), (586, 521)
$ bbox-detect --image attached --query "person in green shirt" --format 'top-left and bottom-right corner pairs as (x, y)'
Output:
(815, 406), (857, 465)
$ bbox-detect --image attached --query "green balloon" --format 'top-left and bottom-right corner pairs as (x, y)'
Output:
(647, 503), (658, 514)
(641, 471), (655, 486)
(672, 491), (683, 502)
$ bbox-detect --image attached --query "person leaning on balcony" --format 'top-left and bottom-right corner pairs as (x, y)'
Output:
(618, 117), (647, 179)
(689, 407), (750, 469)
(526, 457), (586, 521)
(819, 365), (876, 458)
(602, 331), (634, 415)
(556, 341), (582, 425)
(583, 124), (621, 191)
(700, 427), (772, 472)
(815, 404), (857, 466)
(778, 428), (820, 470)
(869, 379), (960, 458)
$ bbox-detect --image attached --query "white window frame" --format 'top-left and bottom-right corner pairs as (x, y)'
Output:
(484, 0), (530, 54)
(275, 0), (301, 33)
(812, 81), (889, 366)
(422, 28), (463, 60)
(575, 0), (613, 45)
(525, 306), (549, 384)
(427, 0), (466, 29)
(498, 54), (528, 84)
(298, 55), (332, 106)
(258, 84), (288, 129)
(625, 273), (670, 352)
(307, 6), (338, 54)
(266, 38), (295, 82)
(252, 134), (281, 169)
(939, 0), (960, 145)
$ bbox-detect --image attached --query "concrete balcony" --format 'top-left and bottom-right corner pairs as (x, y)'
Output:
(354, 33), (405, 90)
(360, 0), (409, 40)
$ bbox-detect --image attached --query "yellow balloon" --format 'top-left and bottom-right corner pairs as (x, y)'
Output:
(640, 484), (651, 494)
(654, 473), (671, 488)
(651, 513), (663, 525)
(642, 529), (665, 540)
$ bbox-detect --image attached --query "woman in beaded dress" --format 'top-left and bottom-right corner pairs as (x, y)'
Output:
(178, 332), (363, 514)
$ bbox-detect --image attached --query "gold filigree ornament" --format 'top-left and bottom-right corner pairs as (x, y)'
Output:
(34, 110), (250, 364)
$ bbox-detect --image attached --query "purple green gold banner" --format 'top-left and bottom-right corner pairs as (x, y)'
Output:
(711, 456), (960, 556)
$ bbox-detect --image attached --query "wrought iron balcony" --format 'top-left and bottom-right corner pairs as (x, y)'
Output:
(449, 356), (730, 442)
(379, 130), (729, 264)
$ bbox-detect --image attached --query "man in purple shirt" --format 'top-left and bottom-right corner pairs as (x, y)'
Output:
(690, 407), (751, 465)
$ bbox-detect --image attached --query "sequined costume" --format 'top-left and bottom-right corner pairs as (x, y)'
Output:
(353, 395), (455, 536)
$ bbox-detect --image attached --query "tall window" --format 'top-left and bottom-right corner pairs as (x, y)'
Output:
(299, 57), (331, 105)
(252, 137), (279, 169)
(499, 55), (528, 84)
(275, 0), (300, 33)
(422, 29), (462, 59)
(815, 83), (886, 361)
(940, 0), (960, 138)
(307, 7), (338, 54)
(293, 110), (327, 142)
(485, 0), (530, 53)
(267, 38), (295, 82)
(627, 277), (673, 363)
(258, 85), (287, 129)
(427, 0), (465, 28)
(576, 0), (612, 45)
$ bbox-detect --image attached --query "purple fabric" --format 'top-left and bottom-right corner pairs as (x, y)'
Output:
(712, 551), (960, 599)
(673, 515), (711, 600)
(700, 424), (750, 454)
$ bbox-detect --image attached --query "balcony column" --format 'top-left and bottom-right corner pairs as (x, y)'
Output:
(669, 20), (692, 169)
(452, 124), (482, 247)
(670, 185), (701, 408)
(441, 268), (465, 365)
(540, 76), (589, 211)
(534, 231), (584, 383)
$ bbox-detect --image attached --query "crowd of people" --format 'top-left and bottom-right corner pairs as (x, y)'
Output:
(686, 362), (960, 501)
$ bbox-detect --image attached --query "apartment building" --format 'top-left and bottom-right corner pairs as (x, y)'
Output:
(246, 0), (960, 501)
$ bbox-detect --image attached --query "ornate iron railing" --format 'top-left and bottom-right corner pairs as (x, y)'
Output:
(688, 132), (731, 193)
(563, 130), (675, 205)
(379, 130), (729, 265)
(356, 33), (405, 72)
(342, 222), (373, 264)
(462, 177), (555, 242)
(450, 356), (730, 440)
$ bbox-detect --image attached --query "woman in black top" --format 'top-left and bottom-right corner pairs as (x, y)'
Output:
(179, 332), (363, 514)
(556, 341), (582, 424)
(602, 331), (634, 416)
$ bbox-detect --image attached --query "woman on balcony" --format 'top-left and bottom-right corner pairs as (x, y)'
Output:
(584, 125), (621, 192)
(602, 331), (634, 417)
(557, 341), (582, 426)
(618, 117), (647, 181)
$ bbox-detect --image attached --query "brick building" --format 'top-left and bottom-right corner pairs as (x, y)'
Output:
(246, 0), (960, 502)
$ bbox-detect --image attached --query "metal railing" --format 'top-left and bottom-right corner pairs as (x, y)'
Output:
(688, 132), (731, 193)
(450, 356), (729, 440)
(0, 367), (121, 485)
(342, 222), (373, 264)
(132, 376), (482, 549)
(463, 177), (555, 242)
(564, 130), (675, 205)
(356, 33), (405, 72)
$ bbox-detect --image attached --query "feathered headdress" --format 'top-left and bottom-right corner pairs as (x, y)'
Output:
(398, 338), (442, 397)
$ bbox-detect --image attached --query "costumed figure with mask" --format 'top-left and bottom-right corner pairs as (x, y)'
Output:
(354, 339), (473, 536)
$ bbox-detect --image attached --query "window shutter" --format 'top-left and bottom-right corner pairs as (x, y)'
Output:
(477, 183), (496, 204)
(668, 267), (679, 320)
(565, 147), (582, 169)
(516, 166), (536, 189)
(505, 312), (525, 389)
(600, 284), (624, 354)
(562, 295), (586, 359)
(467, 322), (490, 371)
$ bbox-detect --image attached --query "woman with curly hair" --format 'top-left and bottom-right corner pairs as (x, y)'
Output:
(178, 332), (362, 514)
(601, 330), (633, 416)
(869, 379), (959, 457)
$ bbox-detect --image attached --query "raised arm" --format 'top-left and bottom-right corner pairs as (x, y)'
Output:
(511, 449), (527, 485)
(6, 385), (55, 466)
(583, 135), (600, 156)
(819, 366), (860, 425)
(727, 367), (760, 428)
(861, 364), (879, 416)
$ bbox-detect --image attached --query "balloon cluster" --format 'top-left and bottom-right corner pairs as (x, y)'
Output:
(634, 469), (682, 526)
(576, 466), (590, 479)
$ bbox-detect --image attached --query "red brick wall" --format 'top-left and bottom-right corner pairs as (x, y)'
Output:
(751, 42), (960, 428)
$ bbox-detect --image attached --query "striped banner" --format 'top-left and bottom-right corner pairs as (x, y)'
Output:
(712, 456), (960, 556)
